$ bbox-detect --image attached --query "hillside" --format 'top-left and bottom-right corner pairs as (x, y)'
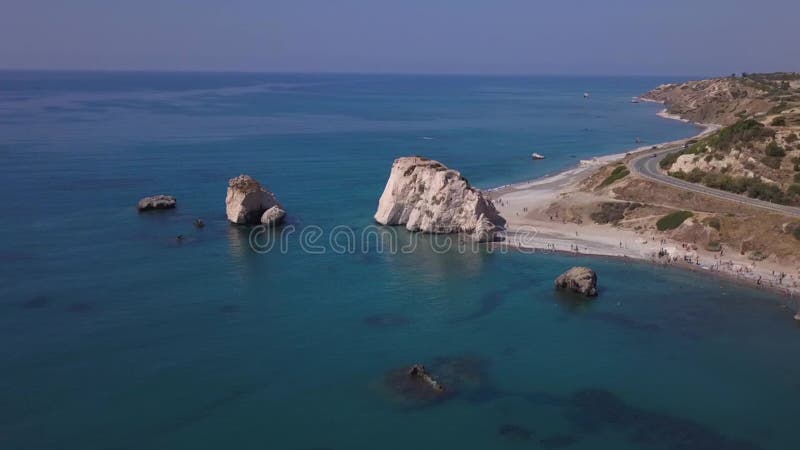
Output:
(646, 73), (800, 206)
(642, 72), (800, 125)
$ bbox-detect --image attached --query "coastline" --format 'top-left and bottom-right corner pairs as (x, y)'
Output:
(487, 107), (799, 300)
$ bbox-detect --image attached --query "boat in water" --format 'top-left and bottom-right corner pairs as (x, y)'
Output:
(531, 152), (545, 160)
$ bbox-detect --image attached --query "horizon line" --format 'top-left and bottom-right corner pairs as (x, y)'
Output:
(0, 67), (721, 79)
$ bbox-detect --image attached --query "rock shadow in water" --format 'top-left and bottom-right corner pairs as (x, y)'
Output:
(22, 295), (51, 309)
(219, 304), (240, 314)
(451, 280), (536, 323)
(587, 311), (662, 334)
(497, 424), (535, 442)
(363, 313), (412, 327)
(566, 388), (762, 450)
(67, 302), (94, 313)
(539, 433), (578, 449)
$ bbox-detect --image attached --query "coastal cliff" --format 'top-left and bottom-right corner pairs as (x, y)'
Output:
(640, 75), (790, 126)
(649, 74), (800, 206)
(374, 156), (505, 242)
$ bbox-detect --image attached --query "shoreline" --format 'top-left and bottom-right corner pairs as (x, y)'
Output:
(487, 107), (798, 300)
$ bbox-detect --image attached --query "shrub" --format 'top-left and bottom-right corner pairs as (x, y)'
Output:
(703, 119), (775, 151)
(771, 116), (787, 126)
(656, 211), (694, 231)
(660, 152), (680, 169)
(765, 141), (786, 157)
(591, 202), (631, 224)
(795, 226), (800, 241)
(761, 156), (782, 169)
(706, 240), (721, 251)
(685, 168), (706, 182)
(795, 173), (800, 183)
(786, 133), (798, 143)
(746, 180), (786, 203)
(705, 216), (721, 231)
(598, 165), (630, 188)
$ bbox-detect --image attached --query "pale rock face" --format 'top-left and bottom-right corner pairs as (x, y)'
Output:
(260, 205), (286, 226)
(554, 266), (598, 297)
(137, 195), (176, 211)
(373, 156), (505, 241)
(225, 175), (282, 224)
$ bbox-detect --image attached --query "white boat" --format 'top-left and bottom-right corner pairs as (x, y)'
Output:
(531, 152), (545, 160)
(630, 97), (640, 103)
(583, 92), (590, 99)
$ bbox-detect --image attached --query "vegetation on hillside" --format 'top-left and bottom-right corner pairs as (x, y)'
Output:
(598, 165), (630, 188)
(669, 169), (800, 205)
(656, 210), (693, 231)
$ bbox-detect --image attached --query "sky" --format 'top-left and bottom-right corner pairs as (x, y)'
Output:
(1, 0), (799, 76)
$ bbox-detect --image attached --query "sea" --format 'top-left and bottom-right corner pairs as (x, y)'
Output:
(1, 71), (798, 450)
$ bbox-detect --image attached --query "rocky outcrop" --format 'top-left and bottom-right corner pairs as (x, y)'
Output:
(640, 77), (774, 126)
(374, 156), (505, 241)
(555, 266), (598, 297)
(260, 205), (286, 227)
(225, 175), (282, 225)
(137, 195), (176, 211)
(408, 364), (445, 392)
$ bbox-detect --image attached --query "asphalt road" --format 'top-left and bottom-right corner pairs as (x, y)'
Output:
(628, 142), (800, 218)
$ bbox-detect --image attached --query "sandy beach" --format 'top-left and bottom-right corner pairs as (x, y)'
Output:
(487, 121), (800, 299)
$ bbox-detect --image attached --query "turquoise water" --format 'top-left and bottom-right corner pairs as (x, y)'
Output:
(1, 72), (798, 449)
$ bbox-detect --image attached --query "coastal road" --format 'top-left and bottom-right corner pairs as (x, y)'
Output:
(628, 142), (800, 218)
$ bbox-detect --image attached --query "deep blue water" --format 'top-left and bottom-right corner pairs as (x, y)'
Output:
(1, 71), (798, 450)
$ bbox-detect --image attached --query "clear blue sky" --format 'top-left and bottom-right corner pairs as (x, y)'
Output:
(2, 0), (798, 75)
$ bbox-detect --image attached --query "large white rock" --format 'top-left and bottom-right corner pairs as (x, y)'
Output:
(374, 156), (505, 241)
(225, 175), (282, 224)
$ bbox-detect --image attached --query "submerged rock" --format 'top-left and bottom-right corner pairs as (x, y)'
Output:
(408, 364), (445, 392)
(373, 156), (505, 242)
(555, 266), (598, 297)
(137, 194), (176, 211)
(260, 205), (286, 227)
(498, 424), (535, 441)
(225, 175), (282, 225)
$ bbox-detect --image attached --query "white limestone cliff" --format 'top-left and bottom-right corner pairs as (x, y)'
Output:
(374, 156), (505, 242)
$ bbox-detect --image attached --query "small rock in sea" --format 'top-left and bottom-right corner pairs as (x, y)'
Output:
(408, 364), (445, 392)
(226, 174), (283, 225)
(497, 424), (534, 441)
(137, 194), (176, 211)
(260, 205), (286, 227)
(555, 266), (598, 297)
(193, 218), (205, 228)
